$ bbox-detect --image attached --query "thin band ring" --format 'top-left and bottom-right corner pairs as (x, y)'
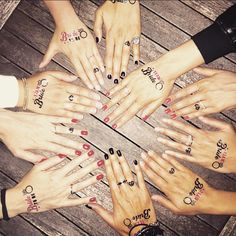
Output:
(131, 36), (140, 45)
(70, 184), (76, 195)
(169, 167), (175, 174)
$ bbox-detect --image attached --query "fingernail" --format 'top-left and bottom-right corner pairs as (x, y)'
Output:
(105, 92), (110, 96)
(135, 61), (139, 65)
(96, 37), (99, 43)
(112, 124), (117, 129)
(133, 160), (138, 165)
(38, 157), (48, 163)
(104, 117), (110, 123)
(114, 79), (119, 84)
(164, 108), (172, 114)
(97, 160), (104, 167)
(85, 204), (92, 210)
(104, 153), (109, 160)
(96, 174), (104, 181)
(83, 144), (90, 150)
(96, 102), (103, 109)
(142, 115), (149, 121)
(81, 130), (88, 136)
(109, 148), (114, 155)
(117, 150), (122, 157)
(58, 154), (67, 158)
(89, 197), (96, 203)
(171, 114), (177, 120)
(72, 118), (79, 123)
(90, 108), (97, 114)
(184, 116), (190, 120)
(75, 150), (82, 156)
(121, 71), (126, 77)
(88, 150), (94, 157)
(165, 98), (172, 104)
(102, 105), (108, 111)
(107, 74), (112, 80)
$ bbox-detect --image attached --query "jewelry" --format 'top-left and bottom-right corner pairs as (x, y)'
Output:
(186, 135), (193, 146)
(194, 102), (206, 111)
(68, 95), (74, 102)
(185, 147), (191, 154)
(131, 36), (140, 45)
(169, 168), (175, 174)
(94, 68), (99, 73)
(70, 184), (76, 195)
(69, 127), (74, 133)
(128, 181), (134, 186)
(21, 78), (28, 110)
(124, 41), (131, 46)
(117, 180), (127, 186)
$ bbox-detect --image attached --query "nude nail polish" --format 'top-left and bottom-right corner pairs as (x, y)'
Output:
(112, 124), (117, 129)
(104, 153), (109, 160)
(96, 174), (104, 181)
(88, 150), (94, 157)
(117, 150), (122, 157)
(104, 117), (110, 123)
(75, 150), (82, 156)
(142, 115), (149, 121)
(89, 197), (96, 203)
(105, 92), (110, 96)
(58, 154), (67, 158)
(97, 160), (104, 167)
(83, 144), (90, 150)
(71, 118), (79, 123)
(102, 105), (108, 111)
(109, 148), (114, 155)
(81, 130), (88, 136)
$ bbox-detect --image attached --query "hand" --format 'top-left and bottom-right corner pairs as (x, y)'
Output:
(94, 0), (141, 83)
(102, 62), (174, 128)
(5, 154), (104, 218)
(0, 111), (92, 163)
(20, 71), (102, 118)
(155, 117), (236, 173)
(39, 14), (104, 90)
(140, 151), (217, 215)
(166, 67), (236, 120)
(87, 149), (157, 236)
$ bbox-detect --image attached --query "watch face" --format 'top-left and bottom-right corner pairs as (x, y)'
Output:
(129, 0), (137, 4)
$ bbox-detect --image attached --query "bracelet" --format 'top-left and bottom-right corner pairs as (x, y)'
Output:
(1, 189), (10, 221)
(21, 77), (28, 110)
(129, 222), (164, 236)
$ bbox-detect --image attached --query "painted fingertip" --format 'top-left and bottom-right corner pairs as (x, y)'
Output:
(104, 153), (109, 160)
(117, 150), (122, 157)
(104, 117), (110, 123)
(58, 154), (67, 158)
(72, 118), (79, 123)
(121, 71), (126, 77)
(75, 150), (82, 156)
(88, 150), (94, 157)
(97, 160), (104, 167)
(38, 157), (48, 163)
(135, 61), (139, 65)
(107, 74), (112, 80)
(83, 144), (90, 150)
(96, 37), (99, 43)
(142, 115), (149, 121)
(112, 124), (117, 130)
(105, 91), (110, 97)
(102, 104), (108, 111)
(165, 97), (172, 104)
(183, 116), (190, 120)
(171, 114), (177, 120)
(81, 130), (88, 136)
(89, 197), (97, 203)
(109, 148), (114, 155)
(114, 79), (119, 84)
(164, 108), (172, 114)
(96, 174), (104, 181)
(133, 160), (138, 165)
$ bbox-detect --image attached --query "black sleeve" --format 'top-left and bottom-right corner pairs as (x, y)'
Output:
(192, 4), (236, 64)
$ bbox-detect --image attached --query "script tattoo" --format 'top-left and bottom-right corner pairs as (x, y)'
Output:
(109, 0), (137, 4)
(141, 67), (164, 90)
(60, 28), (88, 44)
(33, 79), (48, 108)
(22, 185), (40, 212)
(212, 139), (228, 169)
(183, 178), (205, 206)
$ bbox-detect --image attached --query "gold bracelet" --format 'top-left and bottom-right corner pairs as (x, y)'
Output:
(21, 77), (28, 110)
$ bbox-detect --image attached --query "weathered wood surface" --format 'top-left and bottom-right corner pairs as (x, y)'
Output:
(0, 0), (236, 235)
(220, 216), (236, 236)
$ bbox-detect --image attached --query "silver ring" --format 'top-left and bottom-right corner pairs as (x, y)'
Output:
(68, 95), (74, 102)
(169, 168), (175, 174)
(131, 36), (140, 45)
(194, 102), (205, 111)
(186, 135), (193, 146)
(185, 147), (191, 154)
(127, 181), (134, 186)
(124, 41), (131, 46)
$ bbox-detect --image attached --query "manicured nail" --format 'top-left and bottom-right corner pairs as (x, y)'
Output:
(121, 71), (126, 77)
(85, 204), (92, 210)
(105, 92), (110, 96)
(142, 115), (149, 121)
(88, 150), (94, 157)
(96, 37), (99, 43)
(58, 154), (67, 158)
(171, 114), (177, 120)
(165, 98), (172, 104)
(72, 118), (79, 123)
(117, 150), (122, 157)
(102, 105), (108, 111)
(107, 74), (112, 80)
(75, 150), (82, 156)
(83, 144), (90, 150)
(104, 153), (109, 160)
(133, 160), (138, 165)
(97, 160), (104, 167)
(90, 108), (97, 114)
(135, 61), (139, 65)
(164, 108), (172, 114)
(81, 130), (88, 136)
(38, 157), (48, 163)
(112, 124), (117, 129)
(96, 174), (104, 181)
(184, 116), (190, 120)
(109, 148), (114, 155)
(89, 197), (96, 203)
(114, 79), (119, 84)
(104, 117), (110, 123)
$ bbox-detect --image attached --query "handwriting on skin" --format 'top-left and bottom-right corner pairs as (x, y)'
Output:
(183, 178), (205, 206)
(110, 0), (137, 4)
(141, 67), (164, 90)
(33, 79), (48, 108)
(60, 28), (88, 44)
(212, 139), (228, 169)
(123, 209), (151, 229)
(22, 185), (40, 212)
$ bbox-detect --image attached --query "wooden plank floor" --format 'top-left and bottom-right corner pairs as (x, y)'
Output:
(0, 0), (236, 235)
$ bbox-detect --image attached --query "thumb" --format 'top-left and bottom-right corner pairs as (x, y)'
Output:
(193, 67), (222, 77)
(94, 9), (103, 43)
(48, 71), (78, 82)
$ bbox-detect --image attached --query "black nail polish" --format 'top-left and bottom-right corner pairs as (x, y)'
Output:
(114, 79), (119, 84)
(104, 153), (109, 160)
(109, 148), (114, 155)
(117, 150), (122, 157)
(135, 61), (139, 65)
(96, 37), (99, 43)
(133, 160), (138, 165)
(85, 204), (92, 210)
(121, 71), (126, 77)
(107, 74), (112, 80)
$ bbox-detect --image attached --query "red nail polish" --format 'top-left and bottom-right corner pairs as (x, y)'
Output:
(142, 115), (149, 121)
(39, 157), (48, 163)
(75, 150), (82, 156)
(72, 118), (79, 123)
(83, 144), (90, 150)
(112, 124), (117, 129)
(97, 160), (104, 167)
(96, 174), (104, 181)
(165, 108), (172, 114)
(171, 114), (177, 120)
(184, 116), (190, 120)
(58, 154), (67, 158)
(88, 150), (94, 157)
(102, 105), (108, 111)
(104, 117), (110, 123)
(165, 98), (172, 104)
(81, 130), (88, 136)
(89, 197), (96, 203)
(105, 92), (110, 96)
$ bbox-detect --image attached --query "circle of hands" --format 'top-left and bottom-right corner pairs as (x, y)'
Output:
(3, 0), (236, 235)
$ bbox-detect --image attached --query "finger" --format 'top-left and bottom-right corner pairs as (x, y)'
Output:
(120, 40), (131, 78)
(132, 43), (140, 65)
(48, 70), (78, 82)
(163, 151), (196, 163)
(193, 67), (221, 77)
(17, 150), (45, 164)
(151, 195), (179, 213)
(94, 8), (103, 43)
(113, 40), (123, 81)
(140, 100), (161, 121)
(93, 46), (105, 73)
(65, 196), (96, 207)
(89, 55), (104, 88)
(64, 102), (97, 114)
(47, 116), (78, 124)
(109, 77), (130, 97)
(134, 160), (147, 191)
(157, 137), (188, 153)
(105, 36), (115, 80)
(198, 116), (230, 130)
(59, 109), (84, 121)
(37, 155), (67, 170)
(47, 143), (79, 157)
(186, 106), (216, 119)
(54, 124), (88, 136)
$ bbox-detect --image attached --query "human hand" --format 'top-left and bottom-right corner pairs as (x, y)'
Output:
(5, 154), (105, 218)
(87, 149), (159, 236)
(102, 62), (175, 128)
(166, 67), (236, 120)
(140, 151), (217, 215)
(0, 111), (92, 163)
(94, 0), (141, 83)
(155, 117), (236, 173)
(21, 71), (102, 118)
(39, 14), (104, 90)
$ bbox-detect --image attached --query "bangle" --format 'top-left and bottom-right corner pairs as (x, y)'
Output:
(21, 77), (28, 110)
(1, 189), (10, 221)
(129, 222), (164, 236)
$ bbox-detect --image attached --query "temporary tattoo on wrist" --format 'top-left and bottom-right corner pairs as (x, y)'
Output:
(123, 209), (151, 229)
(109, 0), (137, 4)
(60, 28), (88, 44)
(183, 178), (205, 206)
(212, 139), (228, 169)
(141, 67), (164, 90)
(33, 79), (48, 109)
(22, 185), (40, 212)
